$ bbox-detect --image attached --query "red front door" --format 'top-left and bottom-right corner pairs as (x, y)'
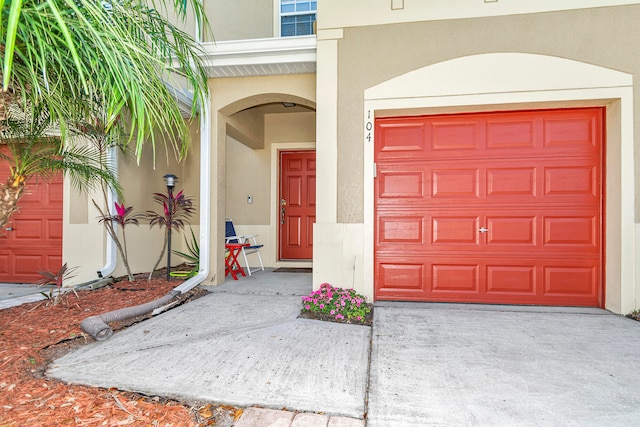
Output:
(0, 173), (63, 283)
(374, 108), (603, 307)
(279, 151), (316, 260)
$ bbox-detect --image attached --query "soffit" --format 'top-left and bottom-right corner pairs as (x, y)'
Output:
(199, 36), (317, 78)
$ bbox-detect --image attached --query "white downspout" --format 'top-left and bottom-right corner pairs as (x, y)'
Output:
(173, 93), (211, 294)
(97, 147), (119, 278)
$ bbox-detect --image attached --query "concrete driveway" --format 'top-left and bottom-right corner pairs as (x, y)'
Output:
(369, 303), (640, 426)
(45, 273), (640, 426)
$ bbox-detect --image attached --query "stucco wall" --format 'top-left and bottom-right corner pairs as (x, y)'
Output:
(318, 0), (640, 29)
(333, 5), (640, 222)
(206, 0), (275, 42)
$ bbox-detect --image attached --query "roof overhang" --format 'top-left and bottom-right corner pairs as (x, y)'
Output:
(199, 35), (317, 78)
(168, 36), (317, 117)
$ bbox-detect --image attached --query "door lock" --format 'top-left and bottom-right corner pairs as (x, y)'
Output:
(478, 227), (489, 233)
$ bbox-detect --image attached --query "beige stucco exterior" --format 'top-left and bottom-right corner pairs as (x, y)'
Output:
(313, 3), (640, 313)
(56, 1), (640, 315)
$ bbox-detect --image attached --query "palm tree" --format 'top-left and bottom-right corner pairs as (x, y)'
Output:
(0, 106), (121, 229)
(0, 0), (209, 225)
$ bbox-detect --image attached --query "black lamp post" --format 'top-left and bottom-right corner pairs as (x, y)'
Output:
(163, 174), (177, 281)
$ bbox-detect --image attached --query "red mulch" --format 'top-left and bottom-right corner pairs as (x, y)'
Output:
(0, 277), (242, 426)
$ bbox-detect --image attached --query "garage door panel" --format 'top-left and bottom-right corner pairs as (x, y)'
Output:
(486, 216), (536, 246)
(375, 107), (603, 307)
(432, 216), (479, 245)
(12, 218), (44, 240)
(378, 216), (424, 244)
(49, 219), (63, 239)
(432, 264), (480, 293)
(544, 116), (598, 149)
(377, 262), (426, 295)
(14, 254), (43, 275)
(545, 165), (597, 196)
(432, 169), (479, 198)
(487, 167), (536, 197)
(486, 265), (536, 295)
(431, 121), (481, 151)
(378, 169), (424, 199)
(0, 254), (8, 274)
(46, 254), (63, 273)
(544, 265), (598, 297)
(544, 215), (598, 247)
(486, 119), (536, 149)
(376, 121), (426, 157)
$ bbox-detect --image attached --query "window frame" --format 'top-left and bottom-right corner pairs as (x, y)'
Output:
(278, 0), (317, 38)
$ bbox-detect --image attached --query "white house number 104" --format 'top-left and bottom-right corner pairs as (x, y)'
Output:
(365, 110), (373, 143)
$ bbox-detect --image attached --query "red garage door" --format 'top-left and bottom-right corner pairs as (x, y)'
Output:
(375, 108), (603, 307)
(0, 172), (63, 283)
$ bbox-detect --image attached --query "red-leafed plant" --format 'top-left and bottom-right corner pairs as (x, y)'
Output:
(145, 189), (195, 280)
(35, 263), (79, 306)
(98, 201), (141, 280)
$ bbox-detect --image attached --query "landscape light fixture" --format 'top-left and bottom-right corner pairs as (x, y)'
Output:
(163, 174), (178, 281)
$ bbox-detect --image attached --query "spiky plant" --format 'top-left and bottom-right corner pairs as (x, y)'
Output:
(35, 263), (79, 305)
(145, 189), (195, 279)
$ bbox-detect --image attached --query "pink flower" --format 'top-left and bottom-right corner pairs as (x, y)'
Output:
(114, 202), (126, 218)
(357, 316), (362, 321)
(341, 301), (346, 307)
(330, 310), (335, 315)
(319, 303), (325, 309)
(336, 314), (344, 320)
(305, 305), (310, 310)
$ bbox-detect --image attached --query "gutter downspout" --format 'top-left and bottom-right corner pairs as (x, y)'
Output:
(82, 95), (212, 341)
(97, 147), (119, 279)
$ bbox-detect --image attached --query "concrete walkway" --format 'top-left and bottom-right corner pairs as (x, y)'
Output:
(47, 271), (368, 426)
(23, 270), (640, 426)
(0, 283), (51, 309)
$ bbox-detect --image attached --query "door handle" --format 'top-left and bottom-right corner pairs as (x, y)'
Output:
(478, 227), (489, 233)
(280, 199), (287, 225)
(4, 227), (13, 231)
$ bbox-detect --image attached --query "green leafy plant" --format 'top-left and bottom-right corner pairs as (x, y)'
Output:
(301, 283), (371, 323)
(35, 263), (79, 305)
(171, 227), (199, 278)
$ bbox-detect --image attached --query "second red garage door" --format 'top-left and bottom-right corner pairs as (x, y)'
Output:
(375, 108), (603, 307)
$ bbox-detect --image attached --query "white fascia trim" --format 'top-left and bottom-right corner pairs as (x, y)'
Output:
(200, 36), (317, 68)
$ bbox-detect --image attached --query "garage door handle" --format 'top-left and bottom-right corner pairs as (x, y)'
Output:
(4, 227), (13, 231)
(478, 227), (489, 233)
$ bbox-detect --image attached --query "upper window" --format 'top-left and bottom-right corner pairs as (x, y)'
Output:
(281, 0), (317, 37)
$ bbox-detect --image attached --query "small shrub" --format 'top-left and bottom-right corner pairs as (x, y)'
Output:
(301, 283), (371, 323)
(35, 263), (78, 305)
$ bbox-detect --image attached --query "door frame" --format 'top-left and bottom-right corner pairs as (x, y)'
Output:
(270, 143), (315, 268)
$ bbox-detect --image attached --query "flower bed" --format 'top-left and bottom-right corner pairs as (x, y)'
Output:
(299, 283), (373, 326)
